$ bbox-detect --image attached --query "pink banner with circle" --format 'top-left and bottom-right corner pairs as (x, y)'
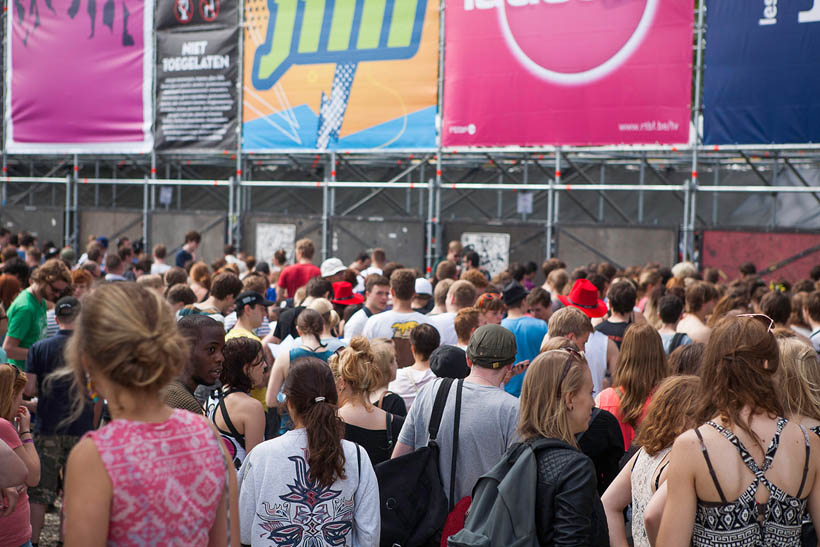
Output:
(442, 0), (693, 147)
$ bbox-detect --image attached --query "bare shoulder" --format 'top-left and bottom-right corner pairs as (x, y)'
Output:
(66, 437), (110, 484)
(671, 429), (702, 460)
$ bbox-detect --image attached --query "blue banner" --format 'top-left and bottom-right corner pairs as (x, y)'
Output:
(704, 0), (820, 144)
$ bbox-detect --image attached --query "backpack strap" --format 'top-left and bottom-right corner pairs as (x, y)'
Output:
(428, 378), (454, 442)
(669, 332), (686, 352)
(385, 412), (394, 451)
(408, 368), (423, 392)
(449, 379), (464, 511)
(376, 390), (389, 410)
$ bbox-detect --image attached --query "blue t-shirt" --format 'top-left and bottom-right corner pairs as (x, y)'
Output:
(501, 316), (548, 397)
(175, 249), (193, 268)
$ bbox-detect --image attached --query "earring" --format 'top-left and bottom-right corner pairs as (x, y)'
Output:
(86, 373), (101, 403)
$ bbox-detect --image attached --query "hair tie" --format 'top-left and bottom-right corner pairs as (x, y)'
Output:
(314, 396), (326, 404)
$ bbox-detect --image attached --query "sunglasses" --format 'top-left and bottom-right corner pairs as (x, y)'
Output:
(2, 362), (21, 379)
(554, 347), (583, 399)
(737, 313), (774, 333)
(49, 281), (71, 299)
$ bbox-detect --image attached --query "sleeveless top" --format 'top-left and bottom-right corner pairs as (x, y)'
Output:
(630, 447), (671, 547)
(85, 409), (226, 546)
(206, 388), (248, 471)
(585, 330), (608, 397)
(692, 418), (810, 546)
(289, 346), (335, 363)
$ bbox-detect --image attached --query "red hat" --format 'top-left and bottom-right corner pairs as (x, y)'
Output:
(331, 281), (364, 306)
(557, 279), (608, 318)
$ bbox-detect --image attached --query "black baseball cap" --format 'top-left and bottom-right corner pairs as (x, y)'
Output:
(55, 296), (81, 319)
(235, 291), (274, 309)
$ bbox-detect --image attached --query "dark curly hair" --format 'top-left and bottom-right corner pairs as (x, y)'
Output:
(220, 337), (263, 393)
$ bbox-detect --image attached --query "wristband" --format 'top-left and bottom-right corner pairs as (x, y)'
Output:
(18, 430), (31, 436)
(22, 438), (33, 444)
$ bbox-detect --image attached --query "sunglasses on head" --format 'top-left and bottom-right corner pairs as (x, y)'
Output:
(553, 347), (583, 399)
(737, 313), (774, 333)
(2, 362), (21, 379)
(477, 293), (500, 307)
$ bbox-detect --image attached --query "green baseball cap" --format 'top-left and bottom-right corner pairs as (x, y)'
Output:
(467, 324), (517, 369)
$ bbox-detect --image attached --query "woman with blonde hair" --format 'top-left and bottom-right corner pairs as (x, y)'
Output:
(0, 363), (40, 547)
(657, 316), (820, 546)
(602, 375), (701, 547)
(330, 336), (405, 464)
(779, 336), (820, 431)
(61, 283), (238, 546)
(367, 339), (406, 416)
(596, 323), (669, 450)
(517, 348), (608, 545)
(305, 297), (344, 352)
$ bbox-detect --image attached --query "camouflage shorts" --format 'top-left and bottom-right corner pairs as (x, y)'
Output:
(27, 434), (80, 505)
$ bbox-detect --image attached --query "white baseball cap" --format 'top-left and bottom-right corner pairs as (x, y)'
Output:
(415, 278), (433, 296)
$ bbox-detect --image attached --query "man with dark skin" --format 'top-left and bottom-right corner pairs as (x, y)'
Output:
(161, 315), (225, 415)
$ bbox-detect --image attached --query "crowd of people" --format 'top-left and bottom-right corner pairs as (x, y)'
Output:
(1, 229), (820, 546)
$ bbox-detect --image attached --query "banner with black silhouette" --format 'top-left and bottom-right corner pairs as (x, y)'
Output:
(155, 0), (238, 152)
(6, 0), (153, 153)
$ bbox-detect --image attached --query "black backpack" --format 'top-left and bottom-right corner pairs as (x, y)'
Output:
(375, 378), (463, 547)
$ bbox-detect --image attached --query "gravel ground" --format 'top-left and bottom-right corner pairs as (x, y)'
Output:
(38, 501), (62, 546)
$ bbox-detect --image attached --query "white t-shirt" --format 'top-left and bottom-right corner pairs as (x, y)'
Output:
(355, 266), (384, 293)
(238, 429), (380, 546)
(362, 309), (429, 340)
(344, 307), (372, 339)
(388, 367), (436, 411)
(150, 262), (171, 276)
(426, 312), (457, 346)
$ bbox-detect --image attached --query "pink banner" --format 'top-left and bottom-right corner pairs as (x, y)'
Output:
(442, 0), (693, 147)
(6, 0), (152, 153)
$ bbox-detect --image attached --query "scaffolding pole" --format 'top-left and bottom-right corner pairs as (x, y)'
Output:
(321, 154), (330, 262)
(234, 0), (245, 251)
(64, 175), (72, 249)
(547, 149), (559, 259)
(687, 0), (706, 262)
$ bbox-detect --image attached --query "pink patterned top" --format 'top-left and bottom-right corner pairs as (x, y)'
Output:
(84, 408), (226, 546)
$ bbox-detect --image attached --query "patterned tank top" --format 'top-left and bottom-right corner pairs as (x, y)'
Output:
(692, 418), (810, 547)
(85, 408), (227, 546)
(630, 447), (671, 547)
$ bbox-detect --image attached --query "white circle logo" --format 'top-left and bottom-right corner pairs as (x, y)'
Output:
(497, 0), (658, 86)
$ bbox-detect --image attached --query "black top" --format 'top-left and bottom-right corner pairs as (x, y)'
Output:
(595, 320), (631, 349)
(27, 330), (94, 436)
(577, 408), (625, 495)
(375, 391), (407, 417)
(273, 305), (305, 340)
(344, 413), (405, 465)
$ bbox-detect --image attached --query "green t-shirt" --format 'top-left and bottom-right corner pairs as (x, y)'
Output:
(6, 288), (47, 369)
